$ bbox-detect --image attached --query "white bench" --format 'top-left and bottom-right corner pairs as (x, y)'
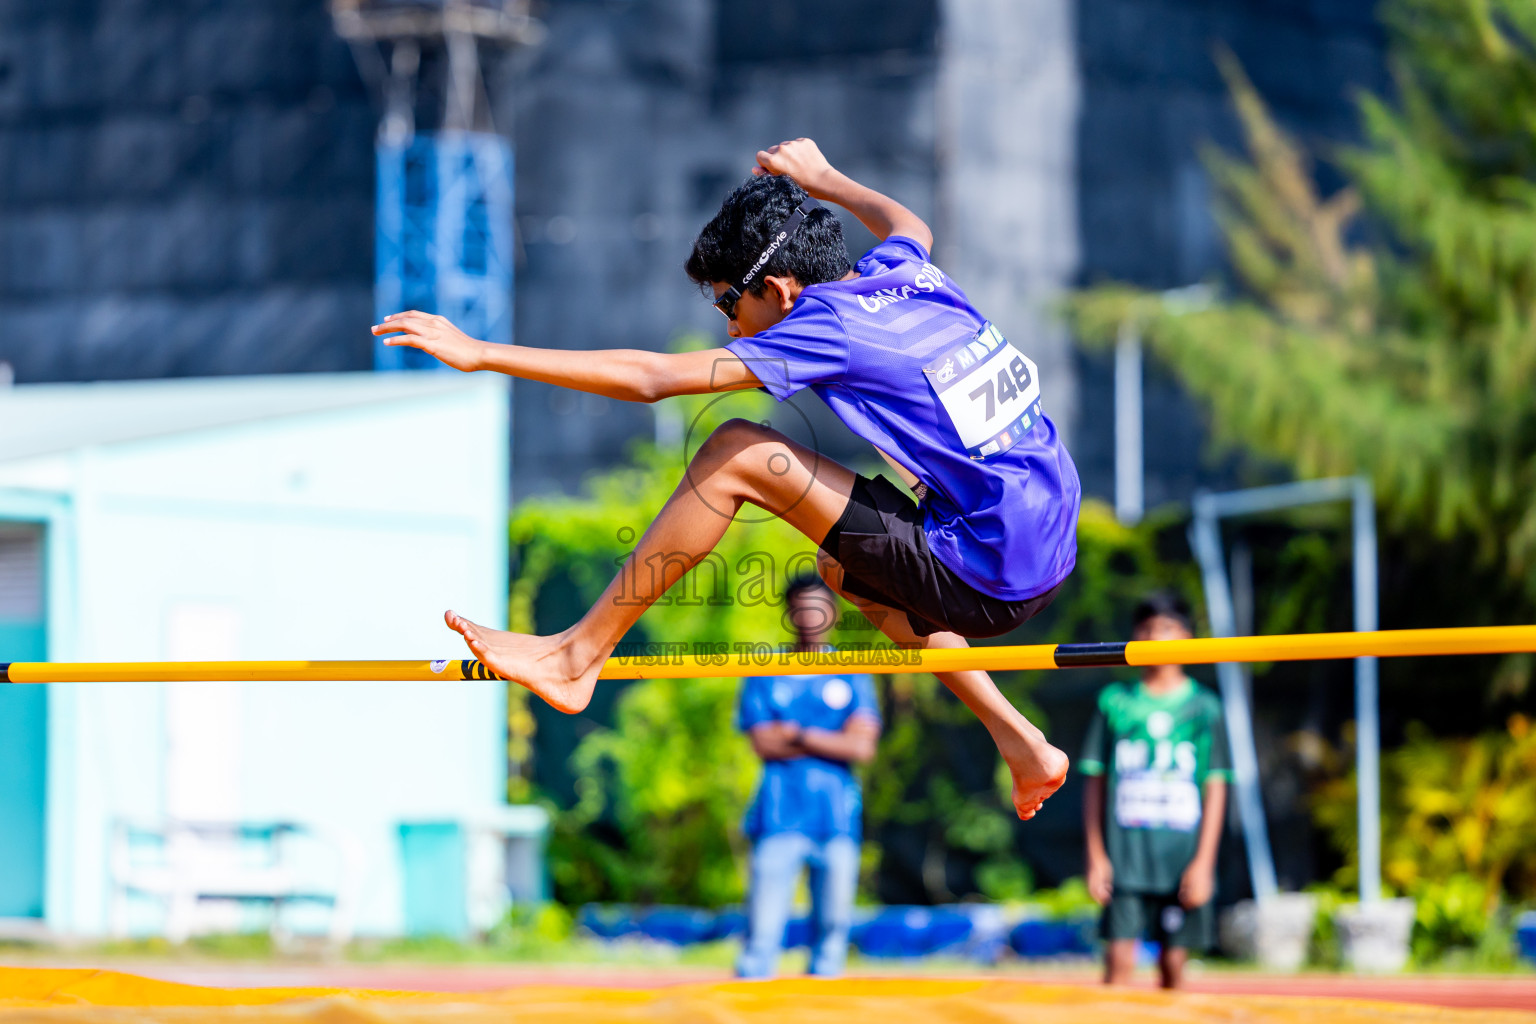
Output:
(109, 819), (360, 947)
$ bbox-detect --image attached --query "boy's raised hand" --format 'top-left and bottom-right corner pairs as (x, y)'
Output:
(753, 138), (837, 196)
(372, 311), (487, 372)
(754, 137), (934, 250)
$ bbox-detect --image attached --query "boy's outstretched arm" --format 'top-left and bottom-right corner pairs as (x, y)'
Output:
(754, 138), (934, 253)
(372, 312), (760, 400)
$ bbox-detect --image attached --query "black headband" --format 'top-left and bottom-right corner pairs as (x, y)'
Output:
(737, 196), (822, 292)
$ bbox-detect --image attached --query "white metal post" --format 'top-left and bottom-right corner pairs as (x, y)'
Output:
(1190, 502), (1279, 900)
(1352, 477), (1381, 904)
(1190, 476), (1380, 903)
(1114, 320), (1144, 525)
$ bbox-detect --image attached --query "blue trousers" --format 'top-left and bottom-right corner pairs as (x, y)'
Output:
(736, 832), (860, 979)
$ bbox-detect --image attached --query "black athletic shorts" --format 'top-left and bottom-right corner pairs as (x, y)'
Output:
(1101, 891), (1215, 951)
(818, 473), (1061, 638)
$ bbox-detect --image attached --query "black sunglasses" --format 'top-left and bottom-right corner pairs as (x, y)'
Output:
(713, 197), (823, 321)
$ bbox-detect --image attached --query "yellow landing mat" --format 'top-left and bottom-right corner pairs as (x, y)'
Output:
(0, 967), (1532, 1023)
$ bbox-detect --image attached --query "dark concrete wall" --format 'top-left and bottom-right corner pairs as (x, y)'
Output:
(0, 0), (377, 380)
(504, 0), (938, 495)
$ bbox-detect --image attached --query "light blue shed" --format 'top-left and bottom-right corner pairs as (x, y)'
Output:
(0, 372), (513, 938)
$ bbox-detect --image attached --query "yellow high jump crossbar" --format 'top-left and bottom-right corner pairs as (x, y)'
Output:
(2, 625), (1533, 683)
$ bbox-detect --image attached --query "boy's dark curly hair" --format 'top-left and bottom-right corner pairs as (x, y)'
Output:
(685, 175), (851, 295)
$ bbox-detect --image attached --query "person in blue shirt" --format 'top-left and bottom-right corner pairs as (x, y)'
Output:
(736, 573), (881, 979)
(373, 137), (1077, 820)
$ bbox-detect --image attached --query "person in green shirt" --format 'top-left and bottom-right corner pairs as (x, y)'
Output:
(1080, 593), (1232, 989)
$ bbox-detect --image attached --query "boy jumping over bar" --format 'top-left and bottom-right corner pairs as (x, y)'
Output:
(374, 139), (1081, 818)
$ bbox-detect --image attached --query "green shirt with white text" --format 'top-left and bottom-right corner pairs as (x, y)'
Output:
(1079, 679), (1233, 893)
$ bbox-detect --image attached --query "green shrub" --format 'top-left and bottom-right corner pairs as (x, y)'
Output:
(1030, 877), (1099, 920)
(1309, 715), (1536, 963)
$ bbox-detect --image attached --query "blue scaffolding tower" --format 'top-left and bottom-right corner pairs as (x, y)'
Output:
(374, 131), (514, 370)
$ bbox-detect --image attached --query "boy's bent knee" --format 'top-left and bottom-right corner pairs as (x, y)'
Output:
(693, 419), (795, 483)
(700, 417), (780, 455)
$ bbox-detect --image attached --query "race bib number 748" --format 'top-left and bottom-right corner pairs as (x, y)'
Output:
(923, 323), (1043, 460)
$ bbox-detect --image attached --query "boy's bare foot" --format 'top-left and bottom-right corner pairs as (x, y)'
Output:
(444, 610), (603, 714)
(999, 730), (1070, 821)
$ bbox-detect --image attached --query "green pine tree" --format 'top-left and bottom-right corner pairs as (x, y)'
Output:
(1072, 0), (1536, 620)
